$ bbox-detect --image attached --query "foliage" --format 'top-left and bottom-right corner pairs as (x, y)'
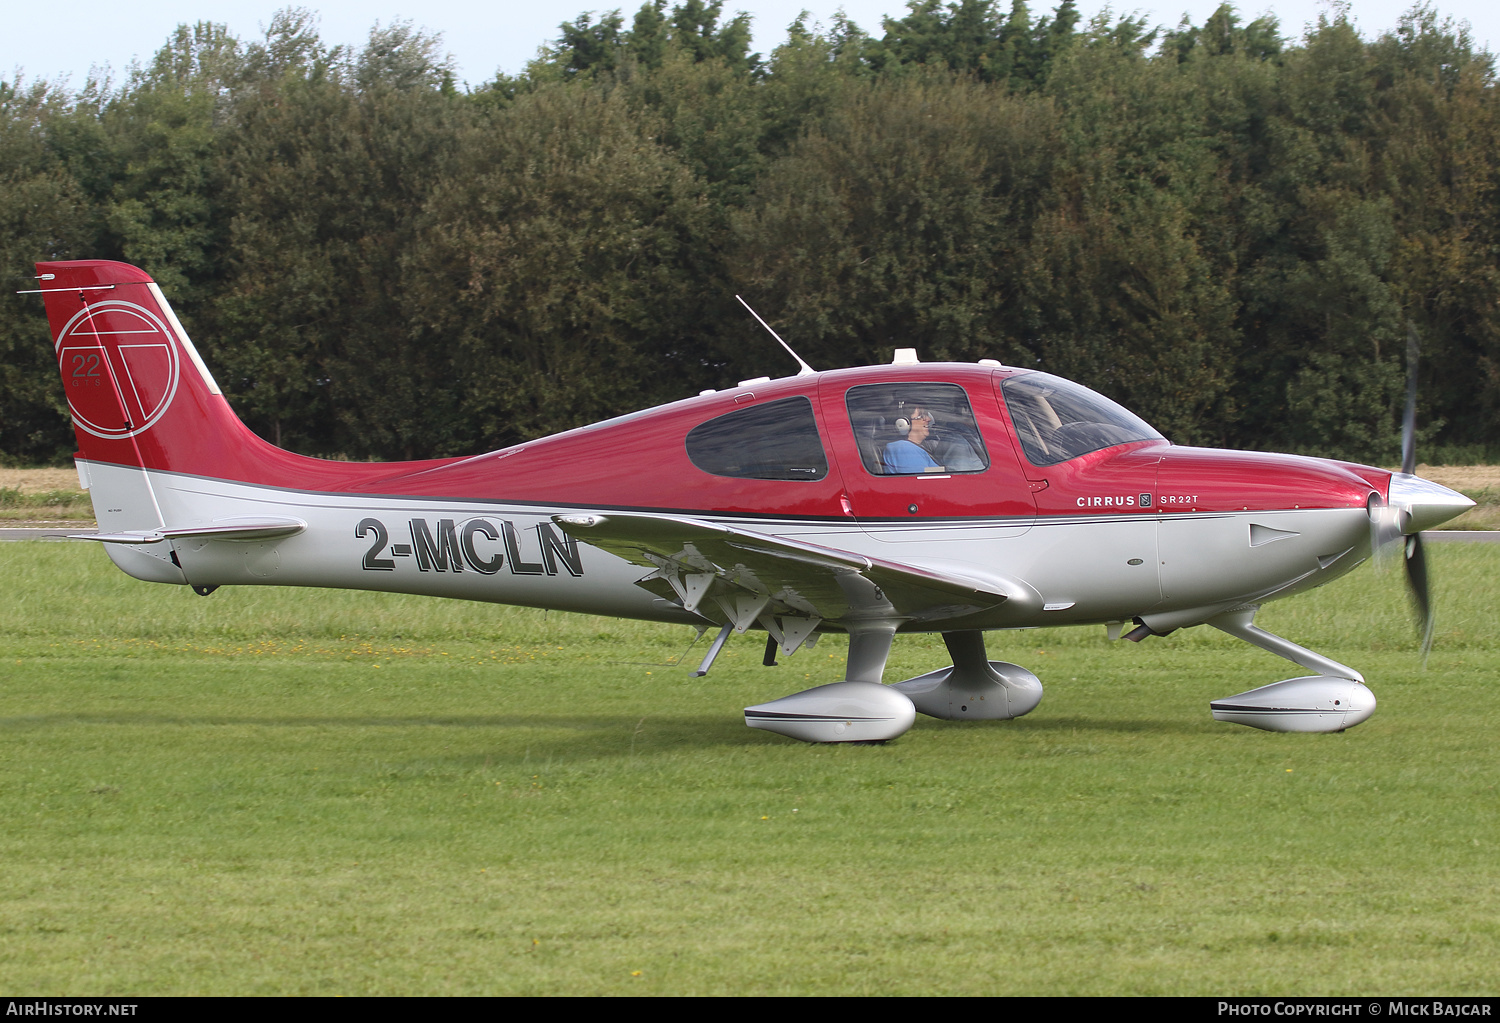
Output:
(1, 2), (1498, 463)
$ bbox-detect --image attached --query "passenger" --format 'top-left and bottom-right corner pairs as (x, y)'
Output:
(883, 408), (942, 474)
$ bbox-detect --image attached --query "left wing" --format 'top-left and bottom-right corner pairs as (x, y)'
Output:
(553, 511), (1037, 650)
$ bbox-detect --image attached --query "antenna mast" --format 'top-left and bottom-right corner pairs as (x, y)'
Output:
(736, 296), (816, 377)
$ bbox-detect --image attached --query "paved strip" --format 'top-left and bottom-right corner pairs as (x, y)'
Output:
(0, 528), (96, 541)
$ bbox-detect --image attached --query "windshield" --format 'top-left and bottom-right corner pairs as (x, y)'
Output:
(1000, 372), (1162, 466)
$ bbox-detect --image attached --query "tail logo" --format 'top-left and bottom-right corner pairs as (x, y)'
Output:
(55, 299), (181, 440)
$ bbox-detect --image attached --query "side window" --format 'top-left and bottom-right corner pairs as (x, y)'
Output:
(686, 396), (829, 481)
(845, 383), (990, 476)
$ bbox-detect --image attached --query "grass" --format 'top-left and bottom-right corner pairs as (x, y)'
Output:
(0, 542), (1497, 995)
(1448, 487), (1500, 530)
(0, 487), (94, 522)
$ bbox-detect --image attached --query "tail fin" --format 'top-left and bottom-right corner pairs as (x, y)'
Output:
(35, 260), (463, 586)
(35, 260), (455, 491)
(35, 260), (270, 479)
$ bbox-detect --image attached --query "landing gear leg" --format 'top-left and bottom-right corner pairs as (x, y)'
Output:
(1207, 608), (1363, 681)
(743, 621), (916, 743)
(692, 623), (734, 677)
(891, 630), (1044, 720)
(1206, 608), (1376, 732)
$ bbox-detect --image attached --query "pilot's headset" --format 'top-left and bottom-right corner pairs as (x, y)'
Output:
(894, 407), (932, 436)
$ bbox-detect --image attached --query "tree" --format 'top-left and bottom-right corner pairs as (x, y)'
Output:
(0, 79), (96, 462)
(207, 17), (462, 456)
(732, 77), (1060, 372)
(403, 84), (716, 451)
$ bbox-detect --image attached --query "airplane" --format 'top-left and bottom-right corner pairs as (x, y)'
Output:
(26, 258), (1476, 742)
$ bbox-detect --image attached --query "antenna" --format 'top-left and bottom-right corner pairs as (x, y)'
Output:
(735, 296), (816, 377)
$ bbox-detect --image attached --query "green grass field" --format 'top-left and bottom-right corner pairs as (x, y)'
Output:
(0, 486), (93, 522)
(1, 541), (1496, 995)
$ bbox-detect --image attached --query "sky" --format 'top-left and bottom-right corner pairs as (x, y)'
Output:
(4, 1), (1496, 90)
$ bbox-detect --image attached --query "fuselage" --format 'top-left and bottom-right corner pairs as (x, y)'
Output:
(85, 361), (1389, 635)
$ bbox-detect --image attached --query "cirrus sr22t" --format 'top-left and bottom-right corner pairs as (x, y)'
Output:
(29, 259), (1473, 742)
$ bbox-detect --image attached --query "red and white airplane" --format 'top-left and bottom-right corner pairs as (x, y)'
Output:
(30, 259), (1474, 742)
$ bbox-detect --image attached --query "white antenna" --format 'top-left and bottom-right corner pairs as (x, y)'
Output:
(735, 295), (816, 376)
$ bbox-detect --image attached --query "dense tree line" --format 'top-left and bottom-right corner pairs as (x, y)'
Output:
(2, 2), (1497, 466)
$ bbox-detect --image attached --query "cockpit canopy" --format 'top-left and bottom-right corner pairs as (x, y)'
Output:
(680, 367), (1164, 486)
(1000, 372), (1162, 467)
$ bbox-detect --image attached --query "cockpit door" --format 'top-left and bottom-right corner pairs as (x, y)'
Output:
(992, 370), (1165, 615)
(820, 375), (1036, 544)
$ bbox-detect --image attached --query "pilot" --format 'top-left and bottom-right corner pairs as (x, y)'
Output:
(883, 407), (942, 474)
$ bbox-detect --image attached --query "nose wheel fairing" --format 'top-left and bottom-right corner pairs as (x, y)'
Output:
(1210, 676), (1376, 732)
(1204, 607), (1376, 733)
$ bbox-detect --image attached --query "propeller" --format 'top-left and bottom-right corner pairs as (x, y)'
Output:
(1401, 323), (1437, 662)
(1405, 532), (1434, 660)
(1371, 321), (1436, 663)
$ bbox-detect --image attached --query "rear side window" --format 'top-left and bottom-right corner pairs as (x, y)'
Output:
(686, 396), (829, 481)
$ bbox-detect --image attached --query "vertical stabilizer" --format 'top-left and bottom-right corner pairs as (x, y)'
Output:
(35, 260), (459, 497)
(36, 260), (251, 479)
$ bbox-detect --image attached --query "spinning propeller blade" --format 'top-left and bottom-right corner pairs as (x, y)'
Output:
(1405, 532), (1434, 664)
(1370, 497), (1403, 571)
(1402, 321), (1419, 477)
(1386, 321), (1446, 665)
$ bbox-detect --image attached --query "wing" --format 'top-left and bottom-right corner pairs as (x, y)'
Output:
(553, 511), (1038, 650)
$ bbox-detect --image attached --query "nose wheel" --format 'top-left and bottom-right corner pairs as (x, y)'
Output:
(1205, 608), (1376, 733)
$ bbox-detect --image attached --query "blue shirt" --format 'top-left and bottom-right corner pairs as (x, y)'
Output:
(883, 440), (938, 474)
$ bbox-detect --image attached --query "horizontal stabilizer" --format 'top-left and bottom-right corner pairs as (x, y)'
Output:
(76, 517), (307, 545)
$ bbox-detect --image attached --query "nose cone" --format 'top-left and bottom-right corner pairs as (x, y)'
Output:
(1389, 474), (1475, 533)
